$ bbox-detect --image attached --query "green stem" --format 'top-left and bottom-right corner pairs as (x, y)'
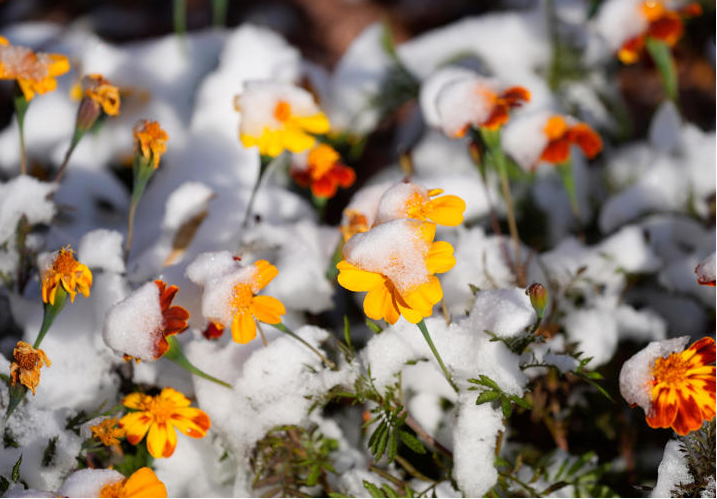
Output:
(556, 160), (580, 221)
(173, 0), (187, 37)
(125, 160), (154, 259)
(645, 37), (679, 104)
(54, 128), (85, 183)
(212, 0), (228, 27)
(312, 194), (328, 222)
(13, 86), (29, 175)
(164, 336), (232, 388)
(273, 323), (337, 371)
(241, 155), (276, 228)
(416, 319), (458, 393)
(325, 237), (344, 281)
(33, 288), (68, 349)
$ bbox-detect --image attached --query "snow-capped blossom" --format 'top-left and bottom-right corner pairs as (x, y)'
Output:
(0, 36), (70, 101)
(103, 280), (190, 362)
(620, 337), (715, 436)
(90, 417), (125, 448)
(133, 119), (168, 168)
(9, 341), (50, 395)
(339, 182), (393, 241)
(595, 0), (702, 64)
(340, 209), (370, 241)
(374, 182), (466, 227)
(695, 253), (715, 286)
(502, 112), (603, 171)
(120, 387), (211, 459)
(235, 81), (331, 157)
(290, 143), (356, 198)
(83, 73), (120, 116)
(431, 74), (530, 137)
(58, 467), (167, 498)
(39, 246), (92, 305)
(186, 253), (286, 344)
(336, 220), (455, 324)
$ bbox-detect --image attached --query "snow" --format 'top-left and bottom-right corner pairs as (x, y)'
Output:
(651, 440), (693, 498)
(433, 74), (503, 137)
(102, 280), (164, 361)
(501, 109), (554, 171)
(161, 182), (214, 232)
(695, 252), (715, 285)
(419, 66), (479, 129)
(0, 176), (56, 245)
(77, 229), (125, 274)
(340, 182), (393, 231)
(342, 219), (431, 293)
(374, 182), (429, 225)
(57, 469), (124, 498)
(619, 336), (690, 414)
(594, 0), (646, 52)
(467, 288), (536, 338)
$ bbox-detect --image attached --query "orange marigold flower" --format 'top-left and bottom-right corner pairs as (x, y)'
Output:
(646, 337), (716, 435)
(374, 182), (466, 227)
(539, 115), (602, 165)
(617, 1), (702, 64)
(84, 73), (120, 116)
(291, 144), (356, 198)
(0, 36), (70, 101)
(152, 280), (191, 357)
(133, 119), (168, 168)
(340, 209), (370, 242)
(337, 220), (455, 324)
(99, 467), (167, 498)
(91, 417), (126, 448)
(10, 340), (50, 395)
(202, 322), (226, 340)
(39, 246), (92, 305)
(120, 387), (210, 459)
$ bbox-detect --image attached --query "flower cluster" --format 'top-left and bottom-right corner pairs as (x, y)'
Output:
(0, 36), (70, 100)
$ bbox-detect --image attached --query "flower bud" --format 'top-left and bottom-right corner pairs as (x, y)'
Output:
(75, 97), (101, 133)
(526, 283), (548, 318)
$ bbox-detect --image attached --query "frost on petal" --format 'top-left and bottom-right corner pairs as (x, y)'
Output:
(185, 250), (238, 287)
(342, 219), (431, 294)
(619, 336), (690, 414)
(341, 182), (394, 229)
(434, 74), (502, 137)
(103, 281), (164, 362)
(594, 0), (647, 52)
(419, 66), (477, 129)
(374, 182), (429, 226)
(501, 110), (553, 171)
(650, 440), (693, 498)
(57, 469), (125, 498)
(695, 252), (715, 286)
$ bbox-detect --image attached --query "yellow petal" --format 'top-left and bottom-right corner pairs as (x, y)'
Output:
(293, 112), (331, 134)
(119, 412), (152, 445)
(426, 195), (465, 226)
(230, 310), (257, 344)
(159, 387), (191, 408)
(425, 241), (456, 274)
(171, 407), (211, 438)
(403, 276), (442, 316)
(417, 222), (436, 243)
(146, 422), (176, 458)
(281, 127), (316, 154)
(123, 468), (167, 498)
(253, 260), (279, 290)
(251, 295), (285, 324)
(337, 261), (384, 292)
(363, 281), (400, 324)
(123, 392), (149, 410)
(396, 302), (424, 323)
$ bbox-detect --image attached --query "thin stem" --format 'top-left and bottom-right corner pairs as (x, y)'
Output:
(164, 336), (232, 388)
(241, 155), (275, 228)
(256, 320), (269, 347)
(273, 322), (337, 371)
(402, 410), (453, 458)
(416, 319), (458, 393)
(54, 130), (84, 183)
(18, 115), (26, 175)
(212, 0), (228, 27)
(13, 84), (30, 175)
(173, 0), (187, 37)
(125, 196), (139, 259)
(33, 288), (67, 348)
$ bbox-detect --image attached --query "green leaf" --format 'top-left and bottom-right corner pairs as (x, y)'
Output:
(645, 37), (678, 103)
(343, 316), (353, 352)
(306, 464), (320, 486)
(510, 395), (532, 410)
(567, 452), (595, 477)
(475, 391), (500, 405)
(398, 431), (426, 454)
(540, 481), (570, 495)
(0, 475), (9, 496)
(387, 429), (399, 463)
(363, 480), (386, 498)
(11, 455), (21, 482)
(477, 375), (501, 391)
(366, 320), (383, 334)
(501, 397), (512, 419)
(381, 484), (399, 498)
(328, 493), (351, 498)
(41, 437), (58, 467)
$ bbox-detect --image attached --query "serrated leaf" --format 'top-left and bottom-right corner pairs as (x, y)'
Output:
(363, 480), (385, 498)
(398, 431), (426, 454)
(475, 391), (500, 405)
(501, 397), (512, 418)
(11, 455), (21, 482)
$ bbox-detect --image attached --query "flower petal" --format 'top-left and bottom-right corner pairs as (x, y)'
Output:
(425, 241), (456, 274)
(146, 422), (176, 458)
(253, 260), (279, 291)
(159, 387), (191, 407)
(363, 281), (400, 324)
(337, 261), (384, 292)
(671, 393), (705, 436)
(403, 276), (442, 318)
(171, 407), (211, 438)
(567, 123), (602, 159)
(119, 412), (152, 445)
(425, 195), (465, 226)
(231, 310), (257, 344)
(123, 467), (167, 498)
(251, 295), (286, 324)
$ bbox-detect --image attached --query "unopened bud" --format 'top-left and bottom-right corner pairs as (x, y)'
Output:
(75, 97), (101, 133)
(526, 283), (548, 318)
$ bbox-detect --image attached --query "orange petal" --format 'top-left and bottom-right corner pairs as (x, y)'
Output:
(544, 115), (569, 141)
(146, 422), (176, 458)
(671, 393), (705, 435)
(501, 86), (531, 106)
(251, 295), (286, 324)
(231, 310), (257, 344)
(119, 412), (152, 445)
(159, 387), (191, 407)
(171, 407), (211, 438)
(482, 104), (509, 130)
(646, 387), (678, 429)
(648, 12), (683, 46)
(684, 337), (716, 366)
(363, 281), (400, 324)
(403, 276), (443, 317)
(253, 260), (279, 291)
(123, 468), (167, 498)
(567, 123), (603, 159)
(311, 176), (337, 198)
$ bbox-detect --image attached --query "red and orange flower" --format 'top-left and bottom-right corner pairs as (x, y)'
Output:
(618, 1), (702, 64)
(539, 115), (602, 165)
(291, 144), (355, 198)
(120, 387), (210, 459)
(149, 280), (190, 359)
(646, 337), (715, 435)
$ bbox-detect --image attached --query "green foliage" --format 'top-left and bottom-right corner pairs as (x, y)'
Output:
(674, 420), (716, 497)
(41, 437), (58, 467)
(468, 375), (531, 419)
(114, 443), (153, 478)
(0, 454), (23, 496)
(251, 424), (338, 497)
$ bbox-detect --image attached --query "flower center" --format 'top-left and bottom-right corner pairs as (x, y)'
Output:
(99, 480), (126, 498)
(544, 115), (569, 140)
(53, 249), (78, 276)
(404, 192), (429, 220)
(274, 100), (292, 122)
(231, 283), (254, 312)
(308, 144), (339, 179)
(16, 351), (39, 370)
(641, 1), (666, 22)
(145, 396), (177, 425)
(652, 352), (690, 388)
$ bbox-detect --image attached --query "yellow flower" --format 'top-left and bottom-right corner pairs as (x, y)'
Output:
(0, 36), (70, 101)
(99, 467), (167, 498)
(236, 82), (331, 157)
(119, 387), (210, 459)
(91, 417), (126, 448)
(84, 73), (120, 116)
(646, 337), (715, 435)
(40, 246), (92, 305)
(225, 260), (286, 344)
(9, 340), (50, 395)
(375, 184), (466, 227)
(133, 119), (168, 168)
(336, 221), (455, 324)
